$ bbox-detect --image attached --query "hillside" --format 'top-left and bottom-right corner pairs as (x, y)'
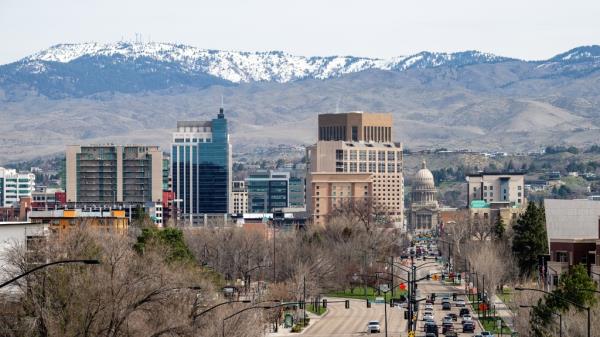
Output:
(1, 43), (600, 163)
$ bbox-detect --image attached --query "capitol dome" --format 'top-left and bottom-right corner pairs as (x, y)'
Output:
(414, 161), (435, 189)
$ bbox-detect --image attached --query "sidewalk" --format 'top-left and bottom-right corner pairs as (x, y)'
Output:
(267, 310), (328, 336)
(490, 294), (515, 330)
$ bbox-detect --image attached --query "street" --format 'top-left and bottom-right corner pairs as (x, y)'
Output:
(304, 260), (485, 337)
(303, 298), (406, 336)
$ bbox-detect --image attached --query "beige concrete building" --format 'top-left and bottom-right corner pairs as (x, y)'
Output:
(307, 172), (372, 226)
(318, 112), (393, 142)
(409, 161), (439, 232)
(466, 172), (525, 207)
(232, 180), (248, 214)
(306, 140), (404, 226)
(66, 145), (163, 204)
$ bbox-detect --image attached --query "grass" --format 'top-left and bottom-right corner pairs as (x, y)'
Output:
(306, 303), (326, 315)
(479, 317), (513, 335)
(326, 287), (407, 301)
(498, 289), (512, 304)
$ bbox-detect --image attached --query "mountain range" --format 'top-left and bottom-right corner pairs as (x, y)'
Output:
(1, 42), (600, 163)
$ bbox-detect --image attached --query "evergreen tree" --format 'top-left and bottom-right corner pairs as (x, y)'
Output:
(512, 202), (549, 277)
(492, 216), (505, 240)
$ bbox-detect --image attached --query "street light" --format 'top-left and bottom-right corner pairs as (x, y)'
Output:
(0, 259), (100, 289)
(515, 287), (590, 337)
(520, 305), (562, 337)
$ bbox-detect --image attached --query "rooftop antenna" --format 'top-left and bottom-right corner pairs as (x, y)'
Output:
(218, 95), (225, 119)
(336, 95), (342, 113)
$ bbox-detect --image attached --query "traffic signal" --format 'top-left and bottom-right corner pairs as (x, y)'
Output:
(404, 310), (409, 319)
(426, 274), (431, 280)
(431, 293), (436, 301)
(366, 299), (371, 308)
(345, 300), (350, 309)
(299, 300), (304, 309)
(477, 292), (481, 301)
(452, 293), (457, 301)
(441, 274), (446, 280)
(458, 274), (461, 281)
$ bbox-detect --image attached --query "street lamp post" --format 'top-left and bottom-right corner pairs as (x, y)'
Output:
(515, 286), (590, 337)
(520, 305), (562, 337)
(0, 259), (100, 289)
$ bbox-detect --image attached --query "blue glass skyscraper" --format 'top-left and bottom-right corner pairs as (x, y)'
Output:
(171, 108), (232, 224)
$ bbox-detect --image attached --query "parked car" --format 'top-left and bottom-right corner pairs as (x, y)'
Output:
(442, 302), (452, 310)
(459, 308), (470, 317)
(463, 321), (475, 333)
(367, 320), (381, 333)
(455, 299), (466, 307)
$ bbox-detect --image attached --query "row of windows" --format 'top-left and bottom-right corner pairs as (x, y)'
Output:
(336, 150), (401, 161)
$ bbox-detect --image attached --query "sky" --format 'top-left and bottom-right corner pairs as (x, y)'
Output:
(1, 0), (599, 64)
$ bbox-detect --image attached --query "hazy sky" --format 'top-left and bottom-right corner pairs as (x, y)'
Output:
(1, 0), (599, 64)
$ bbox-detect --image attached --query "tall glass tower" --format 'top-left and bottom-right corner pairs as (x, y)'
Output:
(171, 108), (232, 224)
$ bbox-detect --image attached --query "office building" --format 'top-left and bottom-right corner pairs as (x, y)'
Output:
(0, 167), (35, 208)
(171, 107), (232, 224)
(318, 111), (393, 142)
(232, 180), (248, 214)
(288, 176), (306, 209)
(409, 161), (439, 232)
(307, 112), (403, 227)
(29, 209), (128, 235)
(162, 154), (171, 191)
(65, 145), (163, 204)
(466, 172), (525, 206)
(246, 170), (290, 213)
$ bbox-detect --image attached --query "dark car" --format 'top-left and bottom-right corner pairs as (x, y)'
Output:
(448, 313), (458, 321)
(426, 334), (437, 337)
(442, 302), (452, 310)
(425, 323), (439, 337)
(442, 323), (454, 334)
(459, 308), (470, 317)
(463, 321), (475, 333)
(424, 321), (436, 332)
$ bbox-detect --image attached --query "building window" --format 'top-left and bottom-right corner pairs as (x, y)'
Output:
(490, 186), (493, 190)
(336, 150), (344, 160)
(368, 151), (376, 161)
(350, 163), (357, 172)
(518, 185), (522, 190)
(378, 151), (385, 161)
(556, 251), (568, 263)
(359, 150), (367, 161)
(387, 151), (395, 161)
(352, 126), (358, 141)
(350, 150), (357, 161)
(484, 186), (487, 190)
(359, 163), (367, 172)
(369, 163), (376, 173)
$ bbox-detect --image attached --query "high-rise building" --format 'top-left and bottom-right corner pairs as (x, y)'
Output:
(288, 176), (306, 209)
(65, 145), (163, 204)
(246, 170), (290, 213)
(232, 180), (248, 214)
(171, 107), (232, 224)
(162, 154), (171, 191)
(307, 112), (403, 227)
(318, 111), (393, 142)
(466, 172), (525, 207)
(0, 167), (35, 207)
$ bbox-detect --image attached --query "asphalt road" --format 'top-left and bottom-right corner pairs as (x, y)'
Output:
(304, 298), (407, 336)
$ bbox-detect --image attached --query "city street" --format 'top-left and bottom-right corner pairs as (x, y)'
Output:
(303, 298), (406, 336)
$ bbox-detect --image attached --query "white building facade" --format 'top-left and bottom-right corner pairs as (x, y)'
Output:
(0, 168), (35, 207)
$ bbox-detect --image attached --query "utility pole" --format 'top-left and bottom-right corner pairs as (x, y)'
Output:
(390, 256), (395, 298)
(303, 276), (306, 325)
(482, 274), (486, 318)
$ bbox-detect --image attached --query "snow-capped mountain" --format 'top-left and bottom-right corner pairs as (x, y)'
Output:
(16, 42), (513, 83)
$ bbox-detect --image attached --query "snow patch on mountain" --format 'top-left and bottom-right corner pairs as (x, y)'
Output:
(18, 42), (515, 83)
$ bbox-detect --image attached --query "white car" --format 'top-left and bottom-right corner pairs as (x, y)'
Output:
(481, 332), (495, 337)
(367, 320), (381, 333)
(461, 315), (473, 324)
(455, 299), (466, 307)
(423, 312), (435, 321)
(425, 303), (434, 310)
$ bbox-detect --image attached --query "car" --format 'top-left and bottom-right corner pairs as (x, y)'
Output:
(426, 334), (437, 337)
(441, 297), (450, 303)
(461, 315), (473, 324)
(442, 316), (453, 324)
(444, 332), (458, 337)
(455, 299), (466, 307)
(423, 312), (435, 321)
(442, 302), (452, 310)
(425, 324), (439, 337)
(367, 320), (381, 333)
(424, 321), (436, 332)
(425, 303), (434, 310)
(474, 335), (483, 337)
(463, 322), (475, 333)
(481, 332), (495, 337)
(442, 323), (454, 334)
(448, 313), (458, 321)
(459, 308), (470, 317)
